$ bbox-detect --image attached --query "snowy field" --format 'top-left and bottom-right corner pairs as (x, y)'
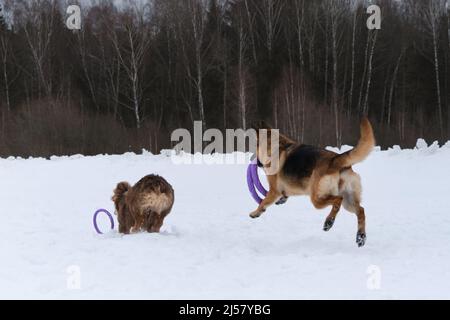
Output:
(1, 140), (450, 299)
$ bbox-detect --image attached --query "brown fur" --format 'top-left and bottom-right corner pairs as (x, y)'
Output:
(250, 118), (375, 247)
(112, 174), (175, 234)
(330, 118), (375, 169)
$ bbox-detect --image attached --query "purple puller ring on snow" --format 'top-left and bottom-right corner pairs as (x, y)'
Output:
(93, 208), (115, 234)
(247, 159), (268, 204)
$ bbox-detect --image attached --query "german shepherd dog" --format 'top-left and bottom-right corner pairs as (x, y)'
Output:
(250, 118), (375, 247)
(112, 174), (174, 234)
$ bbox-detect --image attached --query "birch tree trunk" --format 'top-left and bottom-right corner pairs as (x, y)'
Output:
(331, 12), (339, 146)
(111, 12), (150, 129)
(244, 0), (258, 65)
(294, 0), (305, 69)
(387, 50), (403, 125)
(348, 9), (357, 117)
(238, 16), (247, 130)
(77, 31), (99, 113)
(423, 0), (444, 137)
(357, 30), (370, 114)
(190, 0), (206, 127)
(0, 34), (11, 111)
(363, 30), (378, 116)
(432, 15), (443, 138)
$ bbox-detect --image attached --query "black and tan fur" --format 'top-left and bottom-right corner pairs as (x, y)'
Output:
(112, 174), (174, 234)
(250, 118), (375, 247)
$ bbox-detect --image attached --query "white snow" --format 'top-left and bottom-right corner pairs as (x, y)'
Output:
(1, 141), (450, 299)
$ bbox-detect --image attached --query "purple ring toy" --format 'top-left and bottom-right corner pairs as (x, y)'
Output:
(247, 159), (268, 204)
(93, 208), (115, 234)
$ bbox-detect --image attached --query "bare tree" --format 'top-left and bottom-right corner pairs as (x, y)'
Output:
(347, 6), (358, 117)
(76, 28), (100, 113)
(244, 0), (258, 65)
(190, 0), (207, 127)
(18, 0), (56, 98)
(327, 0), (347, 146)
(0, 26), (11, 111)
(387, 49), (404, 125)
(362, 30), (378, 116)
(111, 5), (151, 129)
(294, 0), (305, 69)
(256, 0), (284, 60)
(176, 0), (211, 127)
(422, 0), (446, 138)
(236, 4), (248, 129)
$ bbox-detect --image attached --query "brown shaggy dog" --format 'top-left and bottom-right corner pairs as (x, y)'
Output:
(250, 118), (375, 247)
(112, 174), (174, 234)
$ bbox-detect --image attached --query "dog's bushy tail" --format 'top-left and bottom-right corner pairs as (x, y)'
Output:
(112, 181), (131, 203)
(332, 118), (375, 169)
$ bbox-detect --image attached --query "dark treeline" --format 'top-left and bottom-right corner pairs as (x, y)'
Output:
(0, 0), (449, 157)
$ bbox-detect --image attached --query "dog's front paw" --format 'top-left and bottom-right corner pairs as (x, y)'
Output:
(356, 231), (366, 247)
(249, 211), (261, 219)
(130, 226), (141, 233)
(323, 217), (335, 231)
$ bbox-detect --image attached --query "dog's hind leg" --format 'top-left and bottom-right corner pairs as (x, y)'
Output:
(323, 196), (343, 231)
(341, 170), (366, 247)
(343, 198), (366, 247)
(310, 173), (342, 231)
(145, 210), (168, 233)
(355, 206), (366, 247)
(310, 194), (343, 231)
(152, 214), (165, 233)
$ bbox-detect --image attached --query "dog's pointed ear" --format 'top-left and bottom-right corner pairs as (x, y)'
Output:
(251, 120), (272, 131)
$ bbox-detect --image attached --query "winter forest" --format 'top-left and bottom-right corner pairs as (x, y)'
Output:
(0, 0), (449, 156)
